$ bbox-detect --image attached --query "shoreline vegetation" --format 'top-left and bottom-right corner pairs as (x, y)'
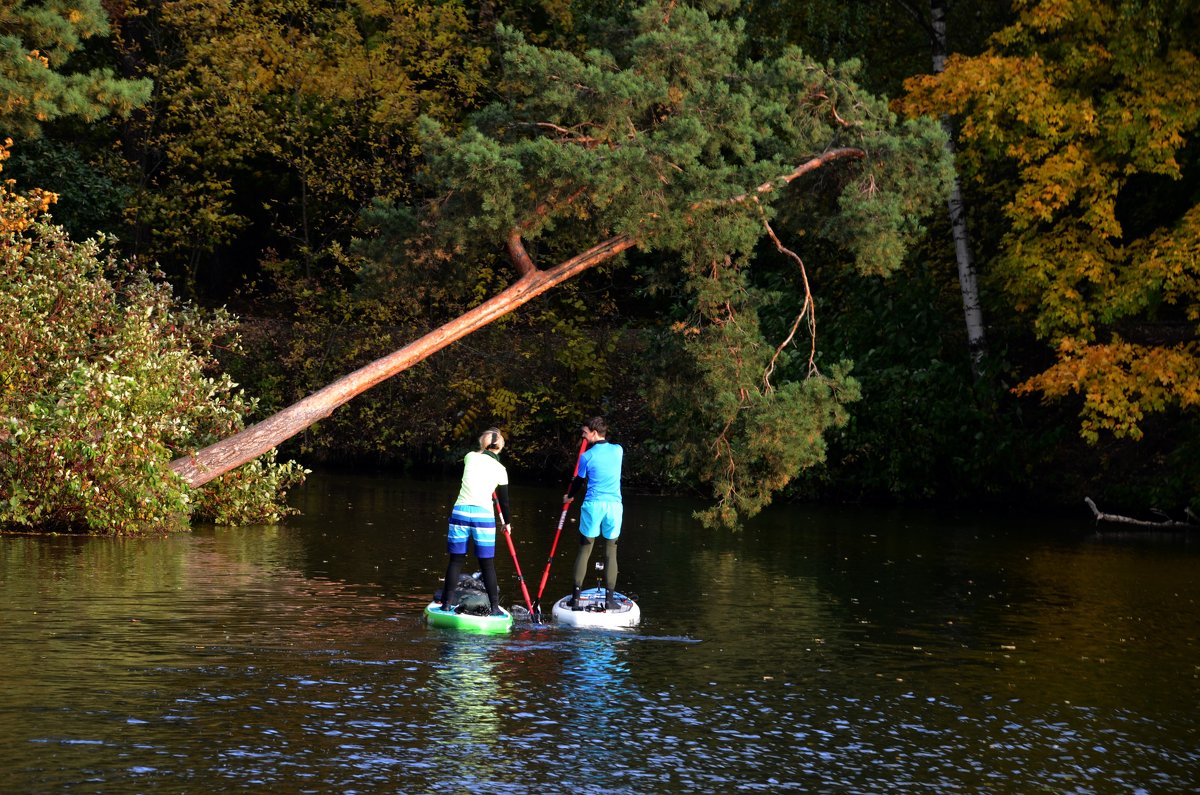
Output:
(2, 1), (1196, 535)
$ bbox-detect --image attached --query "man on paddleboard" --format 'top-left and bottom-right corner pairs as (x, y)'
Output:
(440, 427), (512, 616)
(563, 416), (624, 610)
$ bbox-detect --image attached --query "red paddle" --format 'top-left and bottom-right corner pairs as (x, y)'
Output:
(493, 493), (534, 616)
(531, 437), (588, 621)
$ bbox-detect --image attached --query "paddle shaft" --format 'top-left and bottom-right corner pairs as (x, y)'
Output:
(534, 438), (588, 605)
(494, 494), (535, 614)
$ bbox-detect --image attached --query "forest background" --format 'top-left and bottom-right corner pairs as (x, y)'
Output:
(2, 0), (1197, 534)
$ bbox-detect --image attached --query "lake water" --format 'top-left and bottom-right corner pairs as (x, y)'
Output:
(2, 472), (1197, 793)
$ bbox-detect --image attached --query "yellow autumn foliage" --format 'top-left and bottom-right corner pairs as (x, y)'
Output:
(0, 140), (57, 235)
(900, 0), (1200, 442)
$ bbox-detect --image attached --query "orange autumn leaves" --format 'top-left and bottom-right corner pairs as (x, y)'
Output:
(900, 0), (1200, 442)
(0, 140), (56, 235)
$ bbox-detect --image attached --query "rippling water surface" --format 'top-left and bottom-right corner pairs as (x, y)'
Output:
(2, 473), (1197, 793)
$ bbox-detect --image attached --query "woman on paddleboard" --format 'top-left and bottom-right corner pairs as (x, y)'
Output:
(439, 427), (512, 616)
(563, 417), (624, 610)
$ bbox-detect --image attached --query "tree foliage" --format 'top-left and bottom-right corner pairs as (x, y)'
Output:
(901, 0), (1200, 443)
(0, 145), (305, 535)
(116, 0), (491, 296)
(15, 0), (1188, 524)
(381, 0), (954, 524)
(0, 0), (150, 137)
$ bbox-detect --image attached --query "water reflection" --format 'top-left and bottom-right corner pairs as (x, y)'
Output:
(2, 475), (1199, 793)
(559, 634), (634, 772)
(428, 637), (505, 777)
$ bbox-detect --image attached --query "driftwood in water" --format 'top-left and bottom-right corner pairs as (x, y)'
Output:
(1085, 497), (1198, 531)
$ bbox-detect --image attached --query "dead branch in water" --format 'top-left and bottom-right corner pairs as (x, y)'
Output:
(1085, 498), (1199, 530)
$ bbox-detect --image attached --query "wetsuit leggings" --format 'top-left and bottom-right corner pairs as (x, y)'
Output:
(573, 536), (618, 591)
(441, 553), (499, 609)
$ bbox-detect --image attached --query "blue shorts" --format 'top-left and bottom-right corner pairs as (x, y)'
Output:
(580, 500), (623, 540)
(447, 504), (496, 558)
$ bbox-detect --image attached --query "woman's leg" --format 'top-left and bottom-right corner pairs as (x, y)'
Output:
(443, 504), (479, 611)
(478, 555), (500, 613)
(441, 553), (465, 611)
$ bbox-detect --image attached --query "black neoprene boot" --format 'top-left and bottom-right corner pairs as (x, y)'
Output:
(605, 589), (619, 610)
(569, 586), (582, 611)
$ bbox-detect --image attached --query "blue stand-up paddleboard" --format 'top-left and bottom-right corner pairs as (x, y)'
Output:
(423, 601), (513, 634)
(551, 588), (641, 629)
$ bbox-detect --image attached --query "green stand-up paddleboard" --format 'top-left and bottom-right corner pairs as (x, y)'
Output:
(423, 601), (513, 634)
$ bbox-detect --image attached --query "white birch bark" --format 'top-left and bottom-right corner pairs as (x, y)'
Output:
(930, 0), (987, 377)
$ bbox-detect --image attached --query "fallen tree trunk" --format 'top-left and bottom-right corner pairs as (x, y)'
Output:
(170, 147), (864, 488)
(170, 234), (634, 487)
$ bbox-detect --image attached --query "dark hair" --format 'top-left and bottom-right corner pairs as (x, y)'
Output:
(585, 416), (608, 436)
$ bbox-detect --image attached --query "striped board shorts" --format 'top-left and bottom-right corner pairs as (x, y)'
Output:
(447, 504), (497, 558)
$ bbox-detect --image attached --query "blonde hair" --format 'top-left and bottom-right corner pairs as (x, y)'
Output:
(479, 427), (505, 452)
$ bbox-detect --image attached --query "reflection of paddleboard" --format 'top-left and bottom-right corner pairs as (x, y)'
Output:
(423, 601), (513, 634)
(551, 588), (641, 628)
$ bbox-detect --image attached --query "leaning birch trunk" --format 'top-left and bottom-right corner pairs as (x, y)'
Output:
(930, 0), (987, 377)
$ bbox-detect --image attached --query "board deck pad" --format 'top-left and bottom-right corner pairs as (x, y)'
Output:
(423, 601), (513, 634)
(551, 588), (641, 628)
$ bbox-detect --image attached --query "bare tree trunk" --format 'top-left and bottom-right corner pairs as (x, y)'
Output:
(170, 148), (863, 487)
(929, 0), (987, 377)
